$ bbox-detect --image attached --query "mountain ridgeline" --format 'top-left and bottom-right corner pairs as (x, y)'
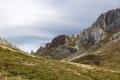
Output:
(35, 8), (120, 68)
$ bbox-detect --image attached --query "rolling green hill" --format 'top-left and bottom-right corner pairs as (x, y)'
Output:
(0, 46), (120, 80)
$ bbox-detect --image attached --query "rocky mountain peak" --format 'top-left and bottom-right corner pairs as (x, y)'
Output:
(36, 8), (120, 59)
(76, 8), (120, 49)
(94, 8), (120, 31)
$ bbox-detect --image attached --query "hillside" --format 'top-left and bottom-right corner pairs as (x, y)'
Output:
(72, 39), (120, 70)
(0, 46), (120, 80)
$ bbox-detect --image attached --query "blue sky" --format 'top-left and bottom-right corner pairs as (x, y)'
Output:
(0, 0), (119, 52)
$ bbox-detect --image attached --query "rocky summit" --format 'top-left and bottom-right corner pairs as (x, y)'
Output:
(75, 8), (120, 49)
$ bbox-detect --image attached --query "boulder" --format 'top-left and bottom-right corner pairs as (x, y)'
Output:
(110, 32), (120, 41)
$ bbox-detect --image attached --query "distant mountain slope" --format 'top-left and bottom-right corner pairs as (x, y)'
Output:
(35, 34), (77, 59)
(35, 8), (120, 61)
(0, 37), (18, 50)
(0, 45), (120, 80)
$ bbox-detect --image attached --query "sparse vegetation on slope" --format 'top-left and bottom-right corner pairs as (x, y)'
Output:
(73, 40), (120, 71)
(0, 46), (120, 80)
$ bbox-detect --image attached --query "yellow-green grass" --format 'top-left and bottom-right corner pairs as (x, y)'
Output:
(73, 40), (120, 71)
(0, 47), (120, 80)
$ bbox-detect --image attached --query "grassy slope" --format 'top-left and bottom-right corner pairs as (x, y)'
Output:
(0, 47), (120, 80)
(73, 40), (120, 71)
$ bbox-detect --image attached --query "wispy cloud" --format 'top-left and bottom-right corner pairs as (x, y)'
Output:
(0, 0), (119, 52)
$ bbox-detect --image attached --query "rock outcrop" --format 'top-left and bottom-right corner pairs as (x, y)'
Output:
(36, 35), (76, 54)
